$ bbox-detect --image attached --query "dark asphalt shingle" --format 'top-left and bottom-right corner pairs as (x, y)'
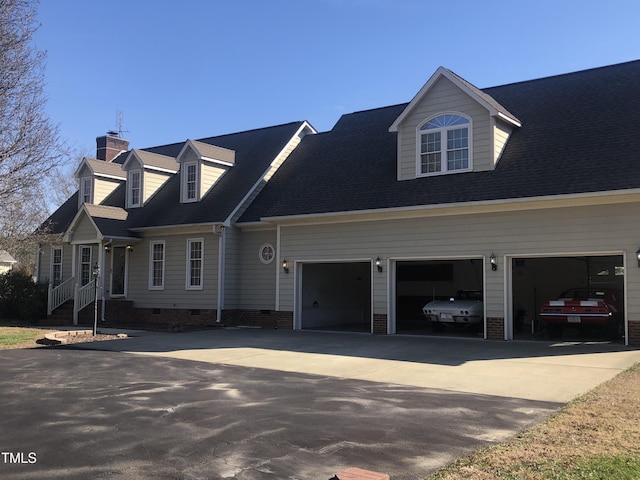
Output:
(240, 60), (640, 222)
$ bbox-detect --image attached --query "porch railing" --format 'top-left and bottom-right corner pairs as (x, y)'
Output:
(47, 277), (75, 315)
(73, 280), (96, 323)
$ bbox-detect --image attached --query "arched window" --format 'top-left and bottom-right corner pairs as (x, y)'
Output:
(418, 113), (471, 175)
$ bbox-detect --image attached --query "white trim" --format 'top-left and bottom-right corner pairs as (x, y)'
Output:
(186, 238), (205, 290)
(224, 121), (316, 226)
(293, 258), (374, 332)
(50, 246), (63, 285)
(389, 66), (520, 132)
(81, 177), (93, 204)
(79, 245), (93, 286)
(109, 245), (128, 298)
(149, 240), (165, 290)
(182, 161), (199, 203)
(256, 189), (640, 226)
(504, 250), (627, 344)
(389, 255), (487, 339)
(202, 156), (234, 167)
(128, 169), (142, 208)
(94, 172), (127, 181)
(258, 243), (275, 264)
(275, 225), (281, 311)
(415, 112), (473, 177)
(143, 164), (179, 174)
(216, 228), (226, 323)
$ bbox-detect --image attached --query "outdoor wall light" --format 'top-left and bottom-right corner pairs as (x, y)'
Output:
(636, 248), (640, 267)
(375, 257), (383, 273)
(104, 245), (111, 253)
(126, 245), (133, 252)
(490, 252), (497, 271)
(282, 259), (289, 274)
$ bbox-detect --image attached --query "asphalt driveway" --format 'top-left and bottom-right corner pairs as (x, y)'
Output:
(1, 329), (639, 479)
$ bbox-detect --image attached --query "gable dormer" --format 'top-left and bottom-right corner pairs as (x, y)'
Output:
(74, 158), (126, 208)
(122, 150), (179, 208)
(176, 140), (235, 203)
(389, 67), (521, 181)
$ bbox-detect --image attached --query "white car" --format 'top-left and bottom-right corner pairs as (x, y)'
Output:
(422, 290), (483, 331)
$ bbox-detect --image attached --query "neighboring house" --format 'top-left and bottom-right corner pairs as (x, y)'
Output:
(0, 250), (17, 274)
(38, 59), (640, 346)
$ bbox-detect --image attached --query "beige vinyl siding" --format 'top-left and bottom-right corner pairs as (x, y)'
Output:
(277, 202), (640, 324)
(143, 170), (172, 203)
(227, 229), (278, 309)
(222, 226), (239, 308)
(397, 76), (491, 180)
(71, 215), (99, 242)
(201, 163), (226, 197)
(39, 243), (74, 284)
(126, 231), (219, 309)
(94, 178), (122, 205)
(494, 118), (513, 165)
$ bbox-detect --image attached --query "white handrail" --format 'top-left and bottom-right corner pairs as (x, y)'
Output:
(47, 277), (75, 315)
(76, 280), (96, 313)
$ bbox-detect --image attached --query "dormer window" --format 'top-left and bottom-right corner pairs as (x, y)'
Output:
(128, 170), (141, 208)
(81, 177), (93, 203)
(184, 162), (198, 202)
(418, 114), (471, 176)
(176, 140), (235, 203)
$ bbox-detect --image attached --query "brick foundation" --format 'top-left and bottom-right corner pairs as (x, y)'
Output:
(628, 320), (640, 346)
(373, 314), (388, 334)
(486, 317), (505, 340)
(76, 302), (295, 331)
(223, 309), (293, 329)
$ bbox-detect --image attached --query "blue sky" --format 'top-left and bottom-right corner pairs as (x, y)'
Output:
(35, 0), (640, 154)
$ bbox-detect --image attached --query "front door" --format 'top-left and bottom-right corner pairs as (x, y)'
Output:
(111, 246), (127, 296)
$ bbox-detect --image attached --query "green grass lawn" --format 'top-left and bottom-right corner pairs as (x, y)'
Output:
(0, 326), (50, 349)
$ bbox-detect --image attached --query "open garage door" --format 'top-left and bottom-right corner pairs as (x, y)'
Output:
(396, 259), (484, 337)
(300, 262), (371, 332)
(511, 255), (624, 342)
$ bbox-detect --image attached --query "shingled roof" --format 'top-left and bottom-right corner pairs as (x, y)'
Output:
(43, 121), (307, 234)
(239, 60), (640, 222)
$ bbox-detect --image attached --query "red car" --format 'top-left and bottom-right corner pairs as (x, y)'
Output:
(539, 288), (624, 339)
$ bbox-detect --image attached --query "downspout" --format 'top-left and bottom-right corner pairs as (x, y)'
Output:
(215, 225), (226, 323)
(275, 224), (281, 311)
(101, 240), (112, 322)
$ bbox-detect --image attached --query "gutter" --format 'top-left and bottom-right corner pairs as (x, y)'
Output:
(214, 224), (226, 323)
(254, 188), (640, 226)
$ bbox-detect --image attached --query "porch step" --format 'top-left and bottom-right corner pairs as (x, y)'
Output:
(41, 301), (74, 326)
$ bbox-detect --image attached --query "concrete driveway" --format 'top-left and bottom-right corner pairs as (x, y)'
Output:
(1, 329), (639, 479)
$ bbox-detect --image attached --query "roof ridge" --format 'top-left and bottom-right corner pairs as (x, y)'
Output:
(483, 58), (640, 91)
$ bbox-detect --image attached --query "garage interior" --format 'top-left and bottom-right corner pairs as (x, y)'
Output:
(300, 262), (371, 332)
(396, 259), (484, 336)
(512, 255), (624, 342)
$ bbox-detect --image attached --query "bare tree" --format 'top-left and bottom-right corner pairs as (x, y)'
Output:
(0, 0), (69, 271)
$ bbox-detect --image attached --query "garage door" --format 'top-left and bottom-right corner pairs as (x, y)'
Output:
(395, 259), (484, 337)
(511, 255), (624, 342)
(300, 262), (371, 332)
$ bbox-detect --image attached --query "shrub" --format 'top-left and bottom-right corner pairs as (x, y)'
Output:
(0, 269), (47, 323)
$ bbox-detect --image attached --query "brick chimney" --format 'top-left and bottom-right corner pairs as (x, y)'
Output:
(96, 133), (130, 162)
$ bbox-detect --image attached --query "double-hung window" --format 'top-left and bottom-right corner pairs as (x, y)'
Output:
(186, 239), (204, 290)
(129, 170), (141, 207)
(51, 247), (63, 286)
(418, 114), (471, 176)
(149, 241), (165, 290)
(80, 246), (92, 286)
(183, 162), (198, 202)
(81, 177), (93, 203)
